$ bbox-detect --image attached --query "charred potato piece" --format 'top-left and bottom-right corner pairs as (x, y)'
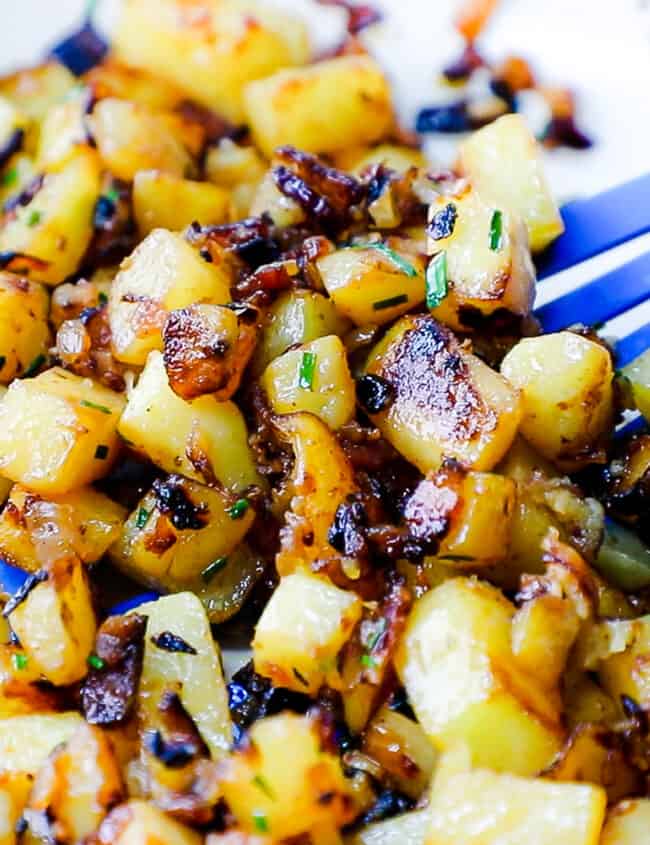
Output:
(133, 170), (230, 236)
(0, 272), (49, 384)
(365, 315), (522, 473)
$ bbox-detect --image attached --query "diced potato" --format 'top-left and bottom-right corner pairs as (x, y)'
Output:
(0, 148), (101, 285)
(395, 578), (563, 775)
(109, 229), (232, 366)
(134, 593), (232, 759)
(365, 315), (522, 473)
(601, 800), (650, 845)
(50, 275), (114, 329)
(118, 351), (260, 492)
(273, 413), (356, 576)
(95, 800), (201, 845)
(252, 290), (350, 377)
(36, 89), (88, 170)
(9, 556), (96, 686)
(0, 154), (35, 211)
(457, 114), (564, 252)
(85, 60), (185, 111)
(623, 348), (650, 420)
(425, 754), (606, 845)
(205, 139), (267, 189)
(0, 368), (124, 495)
(0, 712), (83, 774)
(0, 484), (125, 571)
(219, 713), (353, 839)
(244, 56), (394, 157)
(26, 722), (124, 843)
(317, 239), (426, 327)
(0, 273), (49, 384)
(335, 144), (428, 175)
(350, 810), (429, 845)
(595, 615), (650, 708)
(133, 170), (230, 236)
(253, 572), (362, 694)
(0, 772), (31, 845)
(501, 332), (614, 470)
(261, 335), (355, 431)
(0, 62), (76, 123)
(249, 170), (306, 227)
(110, 473), (254, 590)
(88, 98), (193, 181)
(114, 0), (309, 124)
(427, 185), (535, 330)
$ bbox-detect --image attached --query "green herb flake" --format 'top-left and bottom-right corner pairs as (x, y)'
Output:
(365, 618), (387, 653)
(135, 508), (150, 530)
(252, 813), (269, 834)
(252, 774), (275, 800)
(23, 353), (46, 378)
(426, 251), (448, 309)
(12, 653), (28, 671)
(104, 187), (120, 204)
(98, 291), (108, 305)
(87, 654), (105, 670)
(80, 399), (112, 414)
(26, 209), (42, 227)
(360, 654), (378, 669)
(489, 210), (503, 251)
(354, 242), (418, 277)
(1, 167), (17, 188)
(94, 444), (109, 460)
(372, 293), (409, 312)
(228, 498), (250, 520)
(298, 351), (317, 390)
(201, 556), (228, 583)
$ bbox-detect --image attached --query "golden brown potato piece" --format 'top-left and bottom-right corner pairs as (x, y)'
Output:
(133, 171), (230, 236)
(0, 273), (49, 384)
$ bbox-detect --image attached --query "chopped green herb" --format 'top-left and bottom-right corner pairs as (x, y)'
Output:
(372, 293), (409, 311)
(360, 654), (378, 669)
(439, 554), (476, 562)
(98, 291), (108, 305)
(365, 618), (387, 653)
(80, 399), (112, 414)
(298, 351), (317, 390)
(252, 774), (275, 800)
(0, 356), (6, 370)
(489, 210), (503, 251)
(354, 242), (418, 277)
(94, 444), (109, 460)
(1, 167), (17, 188)
(12, 653), (28, 671)
(26, 210), (42, 227)
(104, 186), (120, 204)
(23, 353), (46, 378)
(87, 654), (105, 670)
(135, 508), (150, 529)
(252, 813), (269, 834)
(426, 251), (448, 309)
(201, 556), (228, 583)
(228, 498), (250, 520)
(292, 666), (309, 687)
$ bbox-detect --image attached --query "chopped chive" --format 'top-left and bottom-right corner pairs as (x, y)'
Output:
(98, 291), (108, 305)
(135, 507), (150, 529)
(228, 498), (250, 520)
(252, 813), (269, 834)
(80, 399), (112, 414)
(360, 654), (378, 669)
(201, 556), (228, 583)
(252, 774), (275, 800)
(1, 167), (17, 188)
(372, 293), (409, 311)
(426, 251), (448, 309)
(0, 356), (6, 370)
(94, 444), (109, 460)
(298, 351), (317, 390)
(353, 242), (418, 277)
(12, 653), (28, 671)
(87, 654), (105, 670)
(104, 186), (120, 204)
(23, 353), (46, 378)
(489, 210), (503, 251)
(26, 210), (42, 227)
(366, 618), (387, 653)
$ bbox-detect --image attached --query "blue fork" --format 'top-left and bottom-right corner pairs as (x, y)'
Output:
(0, 175), (649, 606)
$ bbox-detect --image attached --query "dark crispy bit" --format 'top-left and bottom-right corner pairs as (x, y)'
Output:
(174, 99), (239, 146)
(54, 305), (127, 392)
(403, 461), (465, 544)
(356, 374), (394, 415)
(359, 789), (415, 826)
(442, 43), (485, 82)
(152, 476), (208, 531)
(416, 102), (471, 134)
(187, 215), (281, 270)
(3, 174), (44, 214)
(0, 128), (24, 170)
(151, 630), (197, 655)
(428, 202), (458, 241)
(87, 180), (137, 267)
(145, 690), (209, 768)
(81, 613), (146, 725)
(328, 499), (368, 557)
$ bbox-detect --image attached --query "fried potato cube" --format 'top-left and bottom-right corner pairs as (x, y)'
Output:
(8, 557), (96, 686)
(253, 572), (362, 695)
(457, 114), (564, 252)
(365, 315), (522, 473)
(501, 331), (614, 470)
(219, 713), (353, 839)
(0, 484), (125, 571)
(0, 62), (76, 122)
(0, 713), (83, 775)
(36, 88), (89, 170)
(0, 772), (31, 845)
(0, 148), (101, 285)
(594, 616), (650, 708)
(244, 56), (394, 157)
(261, 334), (355, 431)
(427, 185), (536, 330)
(114, 0), (309, 124)
(95, 800), (201, 845)
(601, 800), (650, 845)
(134, 593), (232, 759)
(0, 368), (124, 495)
(317, 240), (427, 327)
(118, 351), (260, 492)
(395, 578), (563, 775)
(623, 348), (650, 420)
(109, 229), (232, 366)
(0, 273), (49, 384)
(133, 170), (230, 236)
(335, 143), (428, 174)
(349, 809), (430, 845)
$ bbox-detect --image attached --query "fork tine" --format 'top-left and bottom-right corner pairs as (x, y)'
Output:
(616, 320), (650, 367)
(535, 250), (650, 332)
(536, 173), (650, 280)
